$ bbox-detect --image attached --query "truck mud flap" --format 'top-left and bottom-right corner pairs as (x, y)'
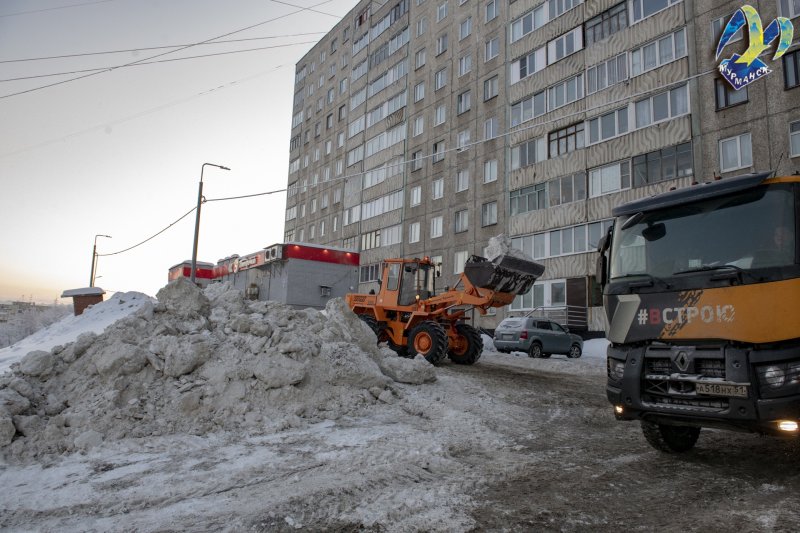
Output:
(463, 255), (545, 295)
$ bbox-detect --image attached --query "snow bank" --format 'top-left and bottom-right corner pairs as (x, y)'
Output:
(0, 279), (435, 460)
(0, 291), (152, 375)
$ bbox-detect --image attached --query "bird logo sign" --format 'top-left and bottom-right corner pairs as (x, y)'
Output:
(716, 5), (794, 90)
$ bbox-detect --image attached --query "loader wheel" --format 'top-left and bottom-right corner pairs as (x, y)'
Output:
(357, 314), (384, 343)
(409, 321), (448, 365)
(448, 324), (483, 365)
(641, 421), (700, 453)
(528, 342), (543, 358)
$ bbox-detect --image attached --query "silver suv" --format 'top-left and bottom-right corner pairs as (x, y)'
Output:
(493, 317), (583, 358)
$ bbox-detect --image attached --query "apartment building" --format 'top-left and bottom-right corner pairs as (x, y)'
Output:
(284, 0), (800, 332)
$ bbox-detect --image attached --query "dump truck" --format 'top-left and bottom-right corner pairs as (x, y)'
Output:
(596, 171), (800, 452)
(347, 254), (544, 365)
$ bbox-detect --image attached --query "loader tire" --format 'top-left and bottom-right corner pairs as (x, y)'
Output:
(357, 314), (383, 343)
(641, 421), (700, 453)
(448, 324), (483, 365)
(409, 321), (448, 365)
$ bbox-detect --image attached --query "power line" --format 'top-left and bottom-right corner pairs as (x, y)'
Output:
(97, 206), (197, 257)
(0, 33), (326, 64)
(0, 0), (115, 18)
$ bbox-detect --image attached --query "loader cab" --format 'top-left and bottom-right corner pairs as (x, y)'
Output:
(381, 259), (435, 307)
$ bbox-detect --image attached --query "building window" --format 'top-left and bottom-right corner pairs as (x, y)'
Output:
(484, 116), (498, 140)
(589, 160), (630, 197)
(784, 50), (800, 89)
(587, 53), (627, 94)
(780, 0), (800, 18)
(485, 0), (497, 22)
(413, 115), (424, 136)
(455, 210), (469, 233)
(548, 172), (587, 207)
(458, 54), (472, 76)
(511, 90), (545, 127)
(456, 169), (470, 192)
(484, 75), (498, 101)
(630, 0), (682, 24)
(587, 107), (628, 144)
(433, 140), (446, 162)
(633, 142), (693, 186)
(454, 250), (469, 274)
(510, 183), (547, 215)
(437, 1), (448, 22)
(436, 33), (448, 55)
(547, 27), (583, 65)
(548, 123), (584, 158)
(457, 90), (471, 113)
(412, 150), (424, 171)
(435, 68), (448, 90)
(485, 37), (499, 61)
(415, 48), (426, 69)
(511, 137), (546, 170)
(411, 185), (422, 205)
(409, 222), (421, 243)
(635, 84), (689, 128)
(484, 159), (498, 183)
(711, 14), (743, 44)
(585, 3), (627, 46)
(309, 224), (316, 239)
(457, 129), (470, 148)
(460, 17), (472, 39)
(630, 28), (686, 77)
(790, 121), (800, 157)
(414, 81), (425, 102)
(381, 225), (401, 247)
(715, 78), (748, 110)
(510, 47), (546, 84)
(434, 104), (446, 125)
(482, 201), (497, 226)
(431, 215), (443, 238)
(719, 132), (753, 173)
(361, 229), (381, 250)
(432, 177), (444, 199)
(547, 74), (584, 111)
(360, 263), (381, 283)
(510, 4), (545, 43)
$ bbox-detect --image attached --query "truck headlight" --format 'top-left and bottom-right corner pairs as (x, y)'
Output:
(757, 360), (800, 395)
(763, 365), (786, 389)
(607, 358), (625, 381)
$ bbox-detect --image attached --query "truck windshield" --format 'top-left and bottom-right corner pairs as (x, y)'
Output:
(610, 184), (796, 280)
(398, 262), (434, 305)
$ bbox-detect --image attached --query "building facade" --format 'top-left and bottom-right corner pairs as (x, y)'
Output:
(284, 0), (800, 332)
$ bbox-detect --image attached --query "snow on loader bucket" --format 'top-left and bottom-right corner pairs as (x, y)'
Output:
(463, 254), (545, 295)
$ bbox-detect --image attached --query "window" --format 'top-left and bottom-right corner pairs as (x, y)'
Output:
(589, 160), (630, 197)
(360, 263), (381, 283)
(415, 48), (426, 69)
(298, 228), (305, 241)
(455, 209), (469, 232)
(413, 115), (425, 136)
(511, 90), (545, 126)
(460, 17), (472, 39)
(548, 123), (584, 158)
(719, 132), (753, 172)
(437, 1), (448, 22)
(587, 53), (628, 94)
(484, 76), (498, 100)
(456, 169), (470, 191)
(587, 107), (629, 144)
(485, 37), (499, 61)
(338, 105), (346, 121)
(436, 33), (448, 55)
(547, 27), (583, 65)
(333, 188), (342, 203)
(547, 74), (584, 111)
(435, 68), (448, 90)
(715, 78), (748, 110)
(630, 28), (686, 76)
(784, 50), (800, 89)
(510, 47), (546, 84)
(409, 222), (421, 243)
(484, 117), (498, 139)
(781, 0), (800, 18)
(711, 14), (743, 44)
(457, 129), (470, 148)
(630, 0), (681, 24)
(510, 183), (547, 215)
(362, 229), (381, 250)
(337, 132), (345, 147)
(511, 137), (546, 169)
(309, 224), (316, 239)
(482, 201), (497, 226)
(412, 150), (424, 171)
(485, 0), (497, 22)
(333, 215), (338, 232)
(434, 104), (446, 125)
(433, 141), (446, 162)
(548, 172), (586, 207)
(588, 219), (613, 249)
(511, 277), (569, 310)
(635, 84), (688, 128)
(325, 139), (332, 154)
(791, 121), (800, 157)
(633, 142), (693, 186)
(411, 185), (422, 205)
(417, 17), (428, 36)
(431, 216), (443, 238)
(458, 54), (472, 76)
(414, 81), (425, 102)
(484, 159), (498, 183)
(382, 224), (403, 247)
(585, 3), (627, 45)
(457, 90), (471, 113)
(432, 178), (444, 199)
(454, 251), (469, 274)
(510, 4), (545, 43)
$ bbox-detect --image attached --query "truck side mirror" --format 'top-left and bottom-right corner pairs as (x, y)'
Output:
(596, 254), (607, 286)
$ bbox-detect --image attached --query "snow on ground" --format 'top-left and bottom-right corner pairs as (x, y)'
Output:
(0, 291), (152, 375)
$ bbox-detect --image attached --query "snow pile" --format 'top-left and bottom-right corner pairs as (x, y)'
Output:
(0, 279), (435, 460)
(0, 291), (152, 374)
(484, 234), (534, 262)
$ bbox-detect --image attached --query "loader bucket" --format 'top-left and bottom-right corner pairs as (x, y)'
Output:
(463, 255), (545, 295)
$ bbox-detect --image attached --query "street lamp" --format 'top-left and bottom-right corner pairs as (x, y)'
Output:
(90, 234), (111, 287)
(191, 162), (230, 283)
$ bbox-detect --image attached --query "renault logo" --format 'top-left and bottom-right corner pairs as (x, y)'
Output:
(675, 351), (690, 372)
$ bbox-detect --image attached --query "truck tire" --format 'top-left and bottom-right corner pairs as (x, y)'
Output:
(641, 421), (700, 453)
(448, 324), (483, 365)
(358, 314), (408, 357)
(409, 321), (448, 365)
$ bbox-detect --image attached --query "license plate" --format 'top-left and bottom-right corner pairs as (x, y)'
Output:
(503, 334), (514, 340)
(695, 382), (748, 398)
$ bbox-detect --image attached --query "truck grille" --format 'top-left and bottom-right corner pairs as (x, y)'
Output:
(642, 351), (728, 412)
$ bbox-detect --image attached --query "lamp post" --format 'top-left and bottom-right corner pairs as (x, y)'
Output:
(90, 234), (111, 287)
(191, 162), (230, 284)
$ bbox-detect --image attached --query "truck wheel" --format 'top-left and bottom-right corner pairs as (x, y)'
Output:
(528, 342), (543, 358)
(641, 421), (700, 453)
(409, 321), (448, 365)
(567, 344), (582, 358)
(448, 324), (483, 365)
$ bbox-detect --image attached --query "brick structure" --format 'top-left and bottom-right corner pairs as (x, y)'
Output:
(61, 287), (105, 316)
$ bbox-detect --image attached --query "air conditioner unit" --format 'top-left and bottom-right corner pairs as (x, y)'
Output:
(265, 244), (283, 262)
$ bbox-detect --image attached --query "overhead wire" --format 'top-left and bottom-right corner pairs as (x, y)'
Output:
(0, 0), (115, 18)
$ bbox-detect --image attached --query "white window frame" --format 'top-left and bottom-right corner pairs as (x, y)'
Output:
(454, 250), (469, 274)
(780, 0), (800, 18)
(415, 48), (427, 69)
(484, 159), (498, 183)
(432, 178), (444, 199)
(437, 2), (448, 22)
(634, 84), (689, 129)
(587, 107), (629, 145)
(485, 37), (499, 61)
(457, 90), (471, 114)
(484, 116), (498, 140)
(547, 26), (583, 65)
(431, 216), (443, 238)
(456, 169), (470, 192)
(630, 28), (686, 77)
(719, 132), (753, 173)
(587, 53), (628, 95)
(458, 54), (472, 76)
(791, 121), (800, 158)
(413, 115), (425, 137)
(629, 0), (682, 25)
(481, 201), (497, 226)
(460, 17), (472, 40)
(455, 209), (469, 233)
(409, 222), (421, 243)
(485, 0), (497, 22)
(434, 104), (446, 126)
(411, 185), (422, 206)
(589, 160), (631, 198)
(414, 81), (425, 102)
(457, 129), (471, 149)
(435, 68), (448, 90)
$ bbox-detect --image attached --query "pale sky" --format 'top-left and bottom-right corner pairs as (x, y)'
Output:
(0, 0), (357, 303)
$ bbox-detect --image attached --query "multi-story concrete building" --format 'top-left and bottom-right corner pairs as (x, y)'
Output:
(284, 0), (800, 333)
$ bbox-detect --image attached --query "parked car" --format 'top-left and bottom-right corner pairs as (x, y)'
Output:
(493, 317), (583, 358)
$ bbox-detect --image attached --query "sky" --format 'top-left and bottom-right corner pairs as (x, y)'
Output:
(0, 0), (358, 303)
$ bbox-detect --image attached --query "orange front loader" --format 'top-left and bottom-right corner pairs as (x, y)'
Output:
(346, 255), (544, 365)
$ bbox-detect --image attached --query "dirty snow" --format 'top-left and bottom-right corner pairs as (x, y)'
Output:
(484, 234), (535, 262)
